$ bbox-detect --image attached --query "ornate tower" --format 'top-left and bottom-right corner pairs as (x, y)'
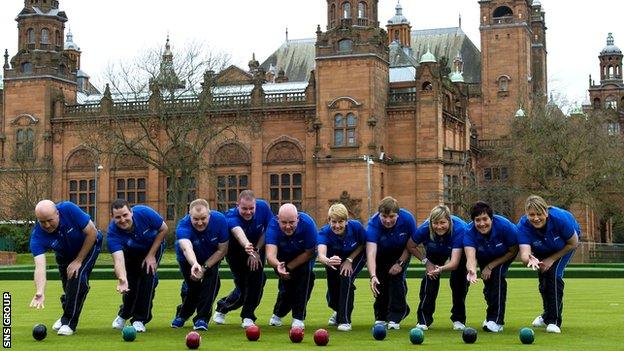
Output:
(2, 0), (77, 167)
(478, 0), (537, 139)
(598, 33), (623, 84)
(386, 1), (411, 47)
(314, 0), (389, 217)
(530, 0), (547, 96)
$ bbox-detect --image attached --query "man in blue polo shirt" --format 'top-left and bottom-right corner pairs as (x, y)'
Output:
(366, 196), (415, 330)
(29, 200), (102, 336)
(265, 203), (317, 329)
(464, 201), (518, 333)
(213, 190), (273, 329)
(171, 199), (229, 331)
(107, 199), (168, 333)
(407, 205), (468, 331)
(517, 195), (580, 334)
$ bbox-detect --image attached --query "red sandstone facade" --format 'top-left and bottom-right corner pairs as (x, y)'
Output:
(4, 0), (582, 237)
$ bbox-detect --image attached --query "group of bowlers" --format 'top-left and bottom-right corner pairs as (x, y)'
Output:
(28, 190), (580, 337)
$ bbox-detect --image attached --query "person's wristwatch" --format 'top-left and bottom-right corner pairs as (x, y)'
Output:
(202, 262), (210, 271)
(396, 259), (404, 266)
(346, 257), (354, 263)
(421, 258), (429, 265)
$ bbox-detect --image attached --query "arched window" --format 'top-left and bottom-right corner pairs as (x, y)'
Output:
(358, 2), (367, 18)
(334, 113), (357, 146)
(40, 28), (49, 44)
(493, 6), (513, 17)
(497, 75), (510, 92)
(338, 39), (353, 52)
(342, 2), (351, 19)
(55, 30), (61, 46)
(59, 64), (66, 75)
(21, 62), (33, 74)
(608, 65), (615, 79)
(27, 28), (35, 44)
(16, 128), (35, 159)
(593, 98), (601, 110)
(606, 96), (617, 109)
(422, 81), (433, 91)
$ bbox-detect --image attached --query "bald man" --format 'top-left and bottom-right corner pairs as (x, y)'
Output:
(265, 203), (317, 329)
(29, 200), (102, 336)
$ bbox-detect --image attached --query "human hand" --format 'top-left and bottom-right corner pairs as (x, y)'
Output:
(29, 292), (45, 309)
(67, 260), (82, 279)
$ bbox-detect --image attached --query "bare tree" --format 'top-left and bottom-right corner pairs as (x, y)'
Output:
(0, 139), (51, 226)
(82, 40), (257, 222)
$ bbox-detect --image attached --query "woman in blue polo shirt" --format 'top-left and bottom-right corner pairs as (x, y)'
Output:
(517, 195), (580, 334)
(464, 201), (518, 333)
(407, 205), (468, 331)
(317, 203), (366, 332)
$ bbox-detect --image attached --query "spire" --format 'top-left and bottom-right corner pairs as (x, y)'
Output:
(607, 32), (614, 46)
(158, 35), (185, 90)
(285, 27), (289, 43)
(3, 49), (9, 69)
(64, 27), (80, 50)
(387, 0), (409, 25)
(248, 53), (260, 73)
(449, 51), (464, 82)
(459, 13), (462, 28)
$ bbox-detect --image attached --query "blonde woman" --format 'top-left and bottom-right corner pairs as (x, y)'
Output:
(317, 203), (366, 331)
(517, 195), (580, 334)
(407, 205), (468, 331)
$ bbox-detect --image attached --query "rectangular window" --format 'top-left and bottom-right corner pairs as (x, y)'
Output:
(166, 176), (197, 220)
(115, 177), (147, 206)
(216, 174), (249, 213)
(269, 172), (303, 213)
(68, 179), (95, 218)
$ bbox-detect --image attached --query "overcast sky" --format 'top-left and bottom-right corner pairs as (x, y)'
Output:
(0, 0), (621, 106)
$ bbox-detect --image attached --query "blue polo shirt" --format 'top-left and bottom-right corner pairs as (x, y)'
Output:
(225, 199), (273, 246)
(411, 216), (467, 258)
(265, 212), (317, 262)
(517, 206), (581, 258)
(366, 208), (417, 252)
(106, 205), (164, 253)
(464, 214), (518, 262)
(175, 210), (229, 263)
(318, 219), (366, 257)
(30, 201), (102, 259)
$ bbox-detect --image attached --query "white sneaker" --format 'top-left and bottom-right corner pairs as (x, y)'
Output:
(387, 321), (400, 330)
(53, 318), (62, 331)
(112, 316), (126, 330)
(241, 318), (255, 329)
(483, 320), (503, 333)
(532, 315), (546, 328)
(415, 323), (428, 330)
(269, 314), (283, 327)
(291, 318), (305, 329)
(374, 320), (387, 326)
(546, 324), (561, 333)
(57, 325), (74, 336)
(452, 321), (466, 330)
(337, 323), (352, 331)
(132, 321), (146, 333)
(213, 311), (226, 325)
(328, 312), (337, 326)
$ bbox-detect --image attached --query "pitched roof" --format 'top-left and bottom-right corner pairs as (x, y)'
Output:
(259, 27), (481, 84)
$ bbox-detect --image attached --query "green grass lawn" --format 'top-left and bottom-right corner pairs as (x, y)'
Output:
(3, 277), (624, 350)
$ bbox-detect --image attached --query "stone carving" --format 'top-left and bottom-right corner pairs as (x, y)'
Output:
(266, 141), (303, 163)
(66, 149), (96, 171)
(328, 191), (363, 220)
(214, 143), (250, 165)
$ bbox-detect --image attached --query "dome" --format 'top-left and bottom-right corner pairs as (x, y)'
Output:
(449, 71), (464, 83)
(64, 29), (80, 51)
(532, 0), (541, 6)
(601, 33), (622, 55)
(419, 49), (437, 63)
(387, 1), (409, 25)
